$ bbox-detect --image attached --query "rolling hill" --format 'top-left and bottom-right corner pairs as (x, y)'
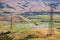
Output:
(0, 14), (29, 24)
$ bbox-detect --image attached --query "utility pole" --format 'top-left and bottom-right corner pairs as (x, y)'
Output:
(0, 13), (1, 28)
(47, 4), (54, 35)
(10, 14), (13, 30)
(10, 13), (14, 31)
(9, 13), (13, 32)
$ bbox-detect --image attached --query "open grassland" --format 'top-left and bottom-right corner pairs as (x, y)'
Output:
(0, 14), (60, 40)
(27, 14), (60, 28)
(0, 14), (60, 34)
(27, 14), (60, 21)
(0, 22), (60, 32)
(0, 28), (59, 40)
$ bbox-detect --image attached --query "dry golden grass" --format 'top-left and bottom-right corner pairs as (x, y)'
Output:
(7, 28), (60, 40)
(28, 28), (60, 40)
(0, 28), (60, 40)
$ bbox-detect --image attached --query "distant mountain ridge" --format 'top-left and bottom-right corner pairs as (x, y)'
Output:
(0, 0), (60, 23)
(0, 2), (15, 10)
(0, 0), (60, 15)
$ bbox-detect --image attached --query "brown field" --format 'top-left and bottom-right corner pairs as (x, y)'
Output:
(3, 28), (59, 40)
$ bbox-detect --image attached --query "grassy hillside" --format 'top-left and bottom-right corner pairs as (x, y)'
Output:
(0, 14), (29, 23)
